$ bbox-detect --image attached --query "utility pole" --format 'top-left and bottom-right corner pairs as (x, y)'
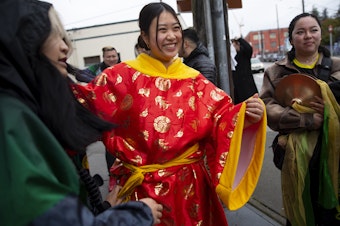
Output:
(211, 0), (232, 94)
(302, 0), (305, 13)
(276, 4), (281, 57)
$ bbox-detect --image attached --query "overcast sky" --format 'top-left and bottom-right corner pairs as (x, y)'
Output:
(46, 0), (339, 37)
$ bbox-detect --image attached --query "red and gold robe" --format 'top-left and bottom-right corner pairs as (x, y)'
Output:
(72, 53), (267, 226)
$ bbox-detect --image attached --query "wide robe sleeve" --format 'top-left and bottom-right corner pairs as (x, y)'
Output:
(211, 99), (267, 211)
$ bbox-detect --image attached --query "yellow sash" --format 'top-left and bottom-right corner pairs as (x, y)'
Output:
(117, 143), (200, 200)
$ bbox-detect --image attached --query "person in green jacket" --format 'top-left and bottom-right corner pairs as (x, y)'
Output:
(0, 0), (162, 225)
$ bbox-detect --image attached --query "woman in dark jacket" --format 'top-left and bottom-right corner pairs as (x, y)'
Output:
(232, 37), (258, 104)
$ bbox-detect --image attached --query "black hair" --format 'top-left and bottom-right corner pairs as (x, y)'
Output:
(183, 27), (200, 44)
(138, 2), (182, 51)
(287, 12), (329, 60)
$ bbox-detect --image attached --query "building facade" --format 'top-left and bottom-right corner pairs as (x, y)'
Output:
(66, 15), (188, 70)
(245, 28), (290, 61)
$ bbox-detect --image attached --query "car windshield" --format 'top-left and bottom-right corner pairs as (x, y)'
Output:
(251, 58), (261, 64)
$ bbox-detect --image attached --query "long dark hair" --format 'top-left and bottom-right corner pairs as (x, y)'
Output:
(287, 12), (330, 61)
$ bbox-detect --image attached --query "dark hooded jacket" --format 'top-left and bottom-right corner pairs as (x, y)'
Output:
(0, 0), (154, 225)
(233, 38), (258, 104)
(183, 42), (217, 85)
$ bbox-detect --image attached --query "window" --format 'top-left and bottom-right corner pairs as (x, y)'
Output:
(270, 33), (276, 39)
(270, 42), (277, 48)
(84, 56), (100, 67)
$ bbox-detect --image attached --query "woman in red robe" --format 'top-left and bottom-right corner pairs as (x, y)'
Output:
(72, 2), (266, 225)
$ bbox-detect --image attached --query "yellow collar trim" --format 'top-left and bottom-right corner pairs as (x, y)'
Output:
(125, 53), (200, 79)
(293, 53), (319, 69)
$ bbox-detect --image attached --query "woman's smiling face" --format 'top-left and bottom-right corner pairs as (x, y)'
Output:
(143, 11), (182, 68)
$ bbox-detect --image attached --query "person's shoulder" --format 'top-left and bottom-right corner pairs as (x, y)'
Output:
(331, 56), (340, 64)
(0, 93), (30, 111)
(0, 93), (40, 128)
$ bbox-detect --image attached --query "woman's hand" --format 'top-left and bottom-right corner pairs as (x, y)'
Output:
(105, 185), (123, 207)
(310, 96), (324, 130)
(244, 93), (264, 127)
(140, 198), (163, 225)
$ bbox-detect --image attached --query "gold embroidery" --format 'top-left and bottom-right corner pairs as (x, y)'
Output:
(188, 96), (196, 111)
(174, 90), (182, 97)
(103, 91), (116, 103)
(138, 88), (150, 97)
(232, 113), (238, 126)
(78, 98), (85, 104)
(219, 122), (227, 131)
(188, 84), (194, 92)
(153, 116), (171, 133)
(140, 109), (148, 117)
(155, 96), (171, 110)
(183, 183), (194, 200)
(116, 74), (122, 85)
(197, 91), (203, 98)
(89, 91), (97, 101)
(154, 182), (170, 196)
(155, 77), (171, 91)
(217, 172), (221, 180)
(131, 155), (143, 165)
(120, 94), (133, 111)
(141, 130), (149, 141)
(123, 139), (135, 151)
(190, 119), (199, 132)
(210, 89), (224, 101)
(174, 130), (183, 138)
(176, 109), (184, 119)
(132, 71), (141, 82)
(219, 152), (227, 167)
(158, 169), (165, 177)
(157, 139), (169, 151)
(227, 131), (234, 139)
(95, 74), (107, 86)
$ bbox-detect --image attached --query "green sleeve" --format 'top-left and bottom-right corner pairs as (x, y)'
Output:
(0, 95), (80, 226)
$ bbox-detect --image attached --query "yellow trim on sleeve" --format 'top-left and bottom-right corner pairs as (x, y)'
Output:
(216, 100), (267, 210)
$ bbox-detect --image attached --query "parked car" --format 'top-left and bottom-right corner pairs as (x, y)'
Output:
(251, 58), (265, 73)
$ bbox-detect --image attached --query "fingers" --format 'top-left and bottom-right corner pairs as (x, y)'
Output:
(245, 95), (264, 124)
(154, 204), (163, 225)
(310, 96), (324, 114)
(140, 198), (163, 225)
(105, 185), (123, 206)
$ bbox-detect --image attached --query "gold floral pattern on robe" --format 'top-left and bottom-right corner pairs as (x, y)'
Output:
(72, 57), (243, 226)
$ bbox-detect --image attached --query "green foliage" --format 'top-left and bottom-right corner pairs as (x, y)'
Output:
(310, 4), (340, 46)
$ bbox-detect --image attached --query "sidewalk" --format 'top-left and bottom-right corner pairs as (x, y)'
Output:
(86, 128), (286, 226)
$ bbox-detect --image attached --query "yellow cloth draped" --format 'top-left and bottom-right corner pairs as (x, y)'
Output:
(216, 100), (267, 210)
(282, 80), (340, 226)
(117, 143), (200, 200)
(125, 53), (200, 79)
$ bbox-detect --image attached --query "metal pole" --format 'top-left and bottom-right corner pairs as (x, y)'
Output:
(203, 0), (215, 64)
(302, 0), (305, 13)
(330, 32), (333, 56)
(276, 4), (281, 57)
(211, 0), (231, 94)
(258, 31), (262, 57)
